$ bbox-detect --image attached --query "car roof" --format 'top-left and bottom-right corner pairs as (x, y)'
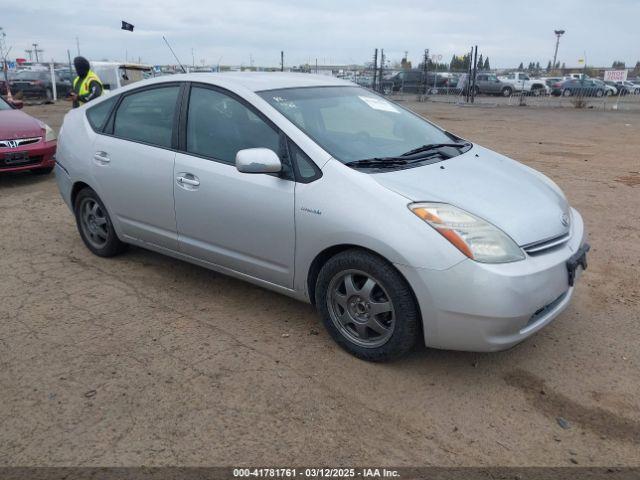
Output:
(122, 72), (354, 93)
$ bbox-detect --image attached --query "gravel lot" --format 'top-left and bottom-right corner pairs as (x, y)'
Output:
(1, 99), (639, 467)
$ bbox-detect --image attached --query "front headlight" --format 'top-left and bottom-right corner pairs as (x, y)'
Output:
(409, 202), (525, 263)
(43, 123), (57, 142)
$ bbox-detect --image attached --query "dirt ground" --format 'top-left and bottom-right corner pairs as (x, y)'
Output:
(1, 99), (639, 467)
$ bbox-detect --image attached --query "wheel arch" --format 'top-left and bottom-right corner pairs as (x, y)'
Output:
(70, 180), (93, 208)
(306, 244), (421, 316)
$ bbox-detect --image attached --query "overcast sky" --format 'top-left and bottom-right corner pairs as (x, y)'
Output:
(2, 0), (638, 68)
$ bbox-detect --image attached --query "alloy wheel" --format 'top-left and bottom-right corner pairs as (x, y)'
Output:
(327, 269), (395, 348)
(79, 197), (109, 249)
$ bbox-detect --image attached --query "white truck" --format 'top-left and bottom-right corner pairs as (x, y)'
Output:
(498, 72), (548, 95)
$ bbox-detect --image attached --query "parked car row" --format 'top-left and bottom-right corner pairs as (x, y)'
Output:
(549, 78), (640, 97)
(1, 62), (154, 103)
(6, 70), (73, 102)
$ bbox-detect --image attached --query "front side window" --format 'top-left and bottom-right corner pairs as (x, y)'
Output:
(113, 86), (179, 148)
(258, 86), (455, 163)
(186, 85), (280, 164)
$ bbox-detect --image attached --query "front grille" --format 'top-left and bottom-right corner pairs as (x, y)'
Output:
(0, 155), (43, 168)
(0, 137), (42, 148)
(522, 232), (570, 256)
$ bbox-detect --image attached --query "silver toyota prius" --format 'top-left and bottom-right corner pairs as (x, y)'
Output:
(54, 73), (589, 361)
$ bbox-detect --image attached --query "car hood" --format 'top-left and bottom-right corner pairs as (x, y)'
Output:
(0, 109), (44, 139)
(371, 145), (570, 246)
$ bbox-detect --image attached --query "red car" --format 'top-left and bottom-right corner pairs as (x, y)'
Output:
(0, 96), (56, 174)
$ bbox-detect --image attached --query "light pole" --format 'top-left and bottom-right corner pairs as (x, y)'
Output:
(552, 29), (565, 72)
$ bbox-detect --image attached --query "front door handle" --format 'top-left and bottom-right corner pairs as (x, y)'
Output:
(177, 175), (200, 187)
(93, 151), (110, 164)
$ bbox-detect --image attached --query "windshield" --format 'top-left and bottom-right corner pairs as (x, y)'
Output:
(258, 86), (456, 163)
(0, 97), (12, 111)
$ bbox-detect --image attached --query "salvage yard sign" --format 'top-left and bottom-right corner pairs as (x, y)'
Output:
(604, 70), (628, 82)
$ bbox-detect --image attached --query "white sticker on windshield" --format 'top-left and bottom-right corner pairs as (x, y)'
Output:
(358, 96), (400, 113)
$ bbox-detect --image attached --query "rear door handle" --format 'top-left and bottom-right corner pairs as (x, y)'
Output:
(176, 175), (200, 187)
(93, 151), (110, 164)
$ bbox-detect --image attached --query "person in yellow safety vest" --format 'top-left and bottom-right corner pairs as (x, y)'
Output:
(70, 56), (103, 108)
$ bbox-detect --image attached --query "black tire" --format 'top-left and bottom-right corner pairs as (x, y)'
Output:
(562, 89), (572, 97)
(73, 187), (126, 257)
(315, 249), (419, 361)
(31, 166), (54, 175)
(595, 89), (604, 98)
(45, 88), (53, 103)
(501, 86), (513, 97)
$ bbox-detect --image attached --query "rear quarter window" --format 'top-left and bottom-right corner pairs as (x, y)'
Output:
(86, 96), (117, 132)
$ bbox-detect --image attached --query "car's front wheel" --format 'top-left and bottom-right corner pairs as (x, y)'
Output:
(315, 249), (419, 361)
(74, 188), (126, 257)
(501, 86), (513, 97)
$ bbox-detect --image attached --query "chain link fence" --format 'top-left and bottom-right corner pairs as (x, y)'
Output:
(372, 70), (640, 112)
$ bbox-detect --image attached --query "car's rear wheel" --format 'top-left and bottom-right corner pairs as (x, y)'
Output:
(315, 249), (419, 361)
(45, 88), (53, 103)
(74, 188), (126, 257)
(562, 89), (572, 97)
(595, 89), (604, 97)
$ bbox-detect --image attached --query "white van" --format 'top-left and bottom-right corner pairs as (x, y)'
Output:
(90, 62), (154, 91)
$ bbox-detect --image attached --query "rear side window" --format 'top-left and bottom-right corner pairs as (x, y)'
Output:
(86, 96), (117, 132)
(113, 86), (179, 148)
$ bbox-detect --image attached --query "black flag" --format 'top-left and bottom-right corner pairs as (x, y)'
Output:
(121, 21), (134, 32)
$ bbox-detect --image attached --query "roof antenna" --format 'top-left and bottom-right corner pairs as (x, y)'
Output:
(163, 36), (187, 73)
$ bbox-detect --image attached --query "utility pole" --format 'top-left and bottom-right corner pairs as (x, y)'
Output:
(76, 36), (80, 56)
(379, 48), (385, 93)
(191, 48), (195, 67)
(470, 45), (478, 104)
(280, 51), (284, 72)
(421, 49), (429, 96)
(372, 48), (378, 92)
(552, 30), (565, 72)
(67, 49), (73, 78)
(466, 47), (473, 103)
(32, 42), (43, 63)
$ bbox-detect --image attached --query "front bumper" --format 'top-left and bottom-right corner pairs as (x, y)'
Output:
(396, 207), (588, 352)
(0, 140), (56, 173)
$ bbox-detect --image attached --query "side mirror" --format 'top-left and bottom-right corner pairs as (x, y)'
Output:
(235, 148), (282, 174)
(9, 99), (24, 109)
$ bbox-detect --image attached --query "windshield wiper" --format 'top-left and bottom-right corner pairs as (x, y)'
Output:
(401, 142), (471, 157)
(345, 158), (409, 168)
(346, 143), (472, 169)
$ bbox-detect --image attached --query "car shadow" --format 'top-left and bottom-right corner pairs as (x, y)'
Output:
(0, 170), (53, 188)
